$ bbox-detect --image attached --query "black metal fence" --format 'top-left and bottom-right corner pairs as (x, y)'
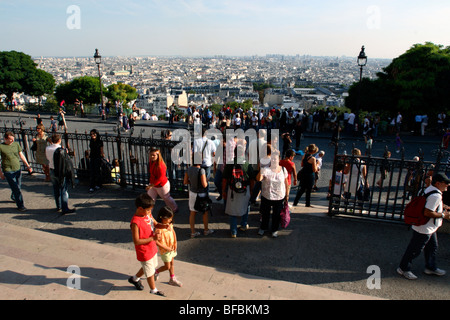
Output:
(328, 144), (450, 222)
(0, 126), (189, 193)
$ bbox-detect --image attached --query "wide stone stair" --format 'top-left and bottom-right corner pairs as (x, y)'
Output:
(0, 222), (377, 300)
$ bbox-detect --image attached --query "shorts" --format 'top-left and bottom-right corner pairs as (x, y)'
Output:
(161, 251), (177, 263)
(139, 255), (158, 278)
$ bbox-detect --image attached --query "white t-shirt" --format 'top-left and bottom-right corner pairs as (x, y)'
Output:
(193, 111), (201, 124)
(193, 137), (217, 167)
(347, 113), (356, 125)
(260, 166), (288, 201)
(45, 143), (61, 170)
(315, 155), (323, 170)
(412, 186), (443, 235)
(333, 172), (347, 195)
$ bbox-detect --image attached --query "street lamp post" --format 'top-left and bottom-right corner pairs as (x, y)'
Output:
(356, 45), (367, 132)
(94, 49), (105, 120)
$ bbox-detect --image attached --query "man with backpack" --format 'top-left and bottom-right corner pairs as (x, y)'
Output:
(222, 144), (254, 238)
(397, 173), (450, 280)
(46, 134), (76, 214)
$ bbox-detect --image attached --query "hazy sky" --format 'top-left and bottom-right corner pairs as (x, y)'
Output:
(1, 0), (449, 59)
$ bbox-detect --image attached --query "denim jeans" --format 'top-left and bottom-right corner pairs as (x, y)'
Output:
(50, 169), (69, 212)
(201, 165), (211, 194)
(399, 230), (438, 272)
(4, 170), (24, 209)
(230, 204), (250, 236)
(249, 181), (261, 203)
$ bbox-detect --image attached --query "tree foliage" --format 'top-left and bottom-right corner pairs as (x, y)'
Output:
(346, 42), (450, 118)
(55, 76), (105, 105)
(105, 83), (138, 105)
(0, 51), (55, 101)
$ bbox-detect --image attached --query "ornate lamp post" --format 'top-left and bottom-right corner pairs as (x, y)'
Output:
(94, 49), (105, 120)
(356, 45), (367, 131)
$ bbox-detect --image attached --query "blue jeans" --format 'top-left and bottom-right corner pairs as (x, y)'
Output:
(4, 170), (24, 209)
(249, 181), (261, 203)
(230, 204), (250, 236)
(50, 169), (70, 212)
(399, 230), (438, 272)
(201, 165), (211, 194)
(213, 168), (223, 194)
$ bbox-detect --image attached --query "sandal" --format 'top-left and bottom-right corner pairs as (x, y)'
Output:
(151, 290), (166, 297)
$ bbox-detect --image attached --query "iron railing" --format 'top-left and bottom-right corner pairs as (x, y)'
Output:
(0, 125), (189, 193)
(328, 144), (450, 222)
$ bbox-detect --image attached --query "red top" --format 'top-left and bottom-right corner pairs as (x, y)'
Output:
(130, 214), (157, 262)
(149, 161), (168, 187)
(279, 159), (295, 185)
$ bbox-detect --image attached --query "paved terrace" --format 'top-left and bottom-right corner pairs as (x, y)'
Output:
(1, 171), (450, 301)
(1, 111), (449, 301)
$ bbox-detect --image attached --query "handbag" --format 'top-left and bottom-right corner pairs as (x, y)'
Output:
(280, 200), (291, 228)
(356, 183), (371, 201)
(193, 169), (212, 212)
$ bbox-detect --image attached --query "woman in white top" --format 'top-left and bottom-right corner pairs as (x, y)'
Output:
(343, 148), (368, 198)
(256, 151), (289, 238)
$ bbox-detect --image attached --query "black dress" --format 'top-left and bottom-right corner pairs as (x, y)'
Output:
(293, 154), (315, 206)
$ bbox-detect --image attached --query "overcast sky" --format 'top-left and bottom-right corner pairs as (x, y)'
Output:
(1, 0), (449, 59)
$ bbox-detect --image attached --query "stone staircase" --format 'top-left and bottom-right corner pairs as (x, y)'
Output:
(0, 222), (377, 300)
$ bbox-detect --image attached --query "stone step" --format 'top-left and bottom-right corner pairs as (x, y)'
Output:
(0, 255), (112, 300)
(0, 222), (378, 300)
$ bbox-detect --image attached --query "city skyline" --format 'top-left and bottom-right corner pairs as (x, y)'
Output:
(1, 1), (449, 60)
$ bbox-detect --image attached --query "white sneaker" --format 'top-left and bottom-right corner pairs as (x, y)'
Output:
(169, 277), (183, 287)
(424, 268), (446, 276)
(397, 267), (418, 280)
(272, 231), (278, 238)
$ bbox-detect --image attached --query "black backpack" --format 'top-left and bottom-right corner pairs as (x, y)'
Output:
(229, 164), (248, 198)
(53, 147), (75, 188)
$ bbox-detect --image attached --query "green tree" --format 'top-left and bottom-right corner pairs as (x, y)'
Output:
(346, 42), (450, 119)
(0, 51), (55, 102)
(105, 83), (138, 105)
(24, 69), (56, 106)
(55, 76), (105, 105)
(253, 82), (275, 104)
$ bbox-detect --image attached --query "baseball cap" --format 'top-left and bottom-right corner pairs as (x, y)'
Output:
(433, 172), (450, 184)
